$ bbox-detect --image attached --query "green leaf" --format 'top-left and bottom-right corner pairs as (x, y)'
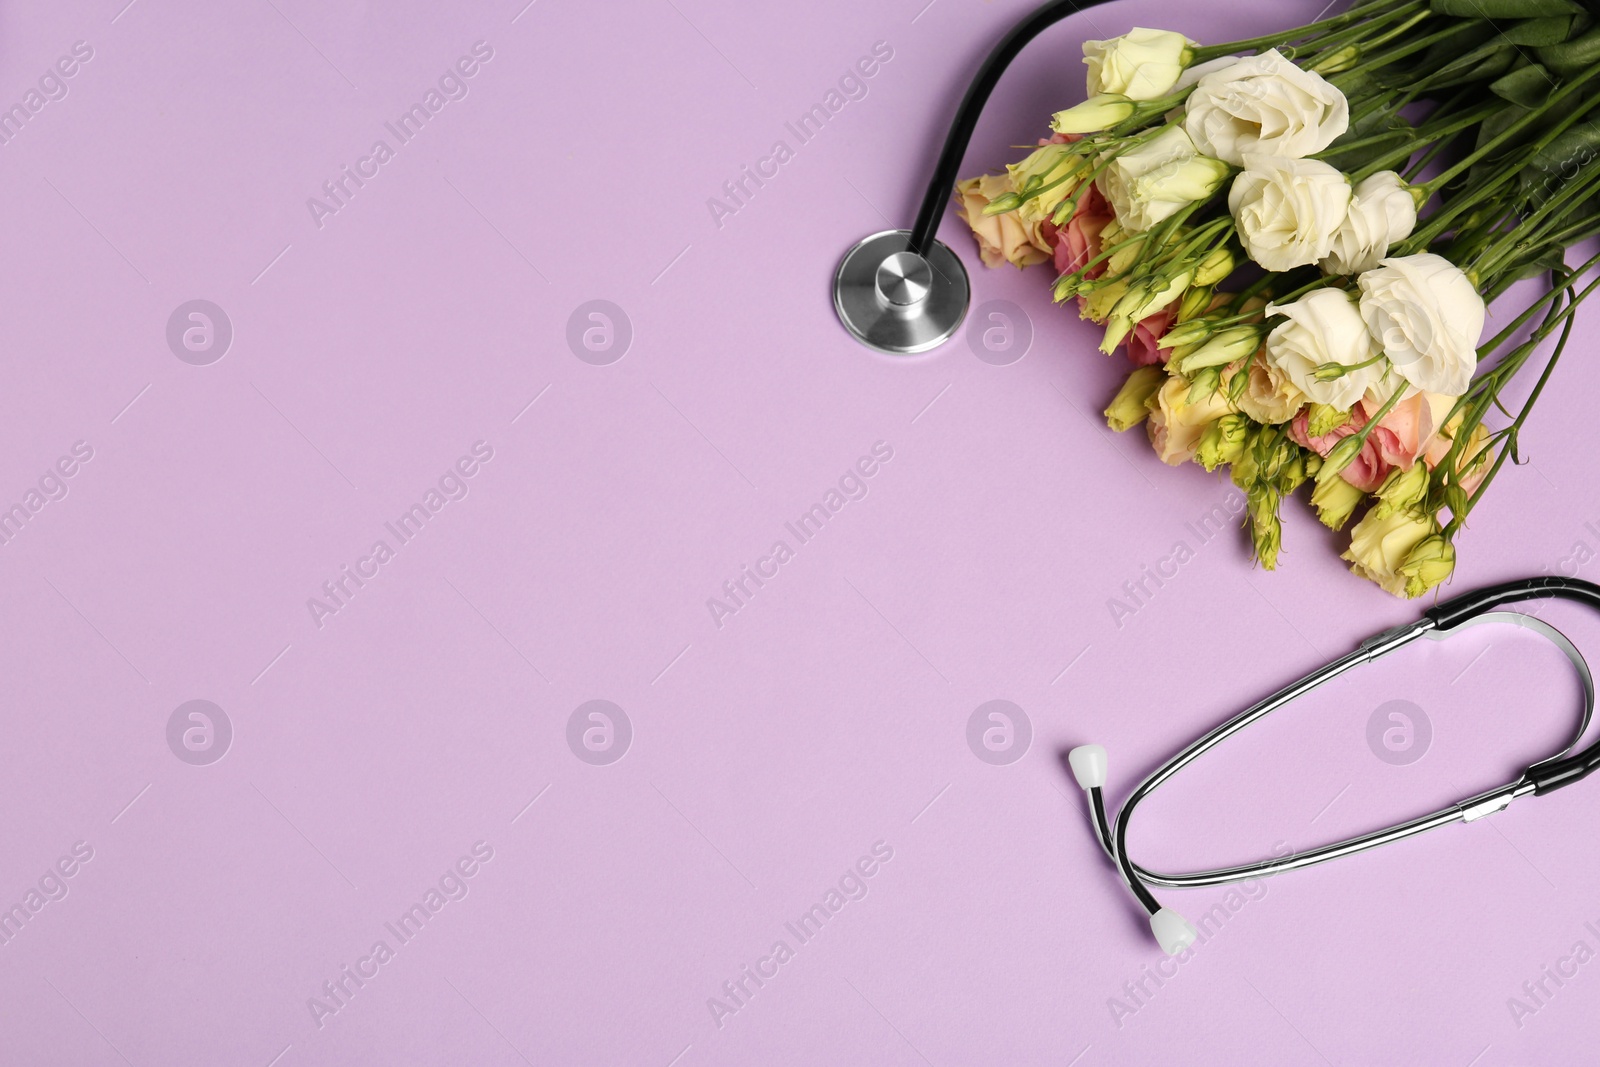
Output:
(1432, 0), (1580, 15)
(1519, 120), (1600, 203)
(1491, 63), (1554, 106)
(1414, 41), (1518, 89)
(1536, 25), (1600, 74)
(1420, 21), (1498, 69)
(1498, 14), (1585, 45)
(1512, 244), (1574, 281)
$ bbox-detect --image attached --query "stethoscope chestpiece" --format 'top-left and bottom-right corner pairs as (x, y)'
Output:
(833, 230), (970, 355)
(833, 0), (1127, 354)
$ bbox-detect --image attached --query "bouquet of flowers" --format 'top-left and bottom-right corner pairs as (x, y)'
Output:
(956, 0), (1600, 597)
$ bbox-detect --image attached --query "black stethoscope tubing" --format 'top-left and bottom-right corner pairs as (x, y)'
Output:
(906, 0), (1122, 257)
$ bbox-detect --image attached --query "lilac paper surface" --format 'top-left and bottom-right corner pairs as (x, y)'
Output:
(3, 0), (1600, 1063)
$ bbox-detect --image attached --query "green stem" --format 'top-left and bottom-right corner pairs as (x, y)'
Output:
(1474, 156), (1600, 284)
(1345, 98), (1502, 181)
(1189, 0), (1422, 64)
(1417, 72), (1600, 197)
(1445, 268), (1592, 535)
(1471, 247), (1600, 358)
(1329, 18), (1484, 92)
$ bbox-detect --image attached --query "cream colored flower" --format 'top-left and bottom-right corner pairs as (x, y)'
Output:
(1100, 125), (1230, 233)
(1357, 253), (1483, 395)
(1264, 288), (1380, 408)
(1085, 28), (1195, 101)
(1174, 56), (1242, 92)
(1184, 48), (1349, 165)
(1228, 352), (1305, 425)
(1147, 372), (1234, 465)
(954, 174), (1050, 268)
(1343, 508), (1440, 597)
(1052, 94), (1136, 134)
(1231, 155), (1351, 270)
(1320, 171), (1417, 275)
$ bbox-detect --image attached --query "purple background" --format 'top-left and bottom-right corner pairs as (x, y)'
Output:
(2, 0), (1599, 1063)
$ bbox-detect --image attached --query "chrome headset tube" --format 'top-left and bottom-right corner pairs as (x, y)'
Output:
(1069, 576), (1600, 955)
(834, 0), (1120, 354)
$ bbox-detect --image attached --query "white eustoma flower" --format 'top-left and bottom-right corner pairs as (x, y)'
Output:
(1084, 28), (1195, 101)
(1320, 171), (1418, 275)
(1174, 56), (1242, 91)
(1357, 253), (1484, 395)
(1265, 288), (1382, 409)
(1099, 125), (1230, 233)
(1229, 154), (1351, 270)
(1184, 48), (1349, 165)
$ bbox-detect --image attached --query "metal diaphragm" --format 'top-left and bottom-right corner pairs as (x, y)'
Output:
(833, 230), (970, 355)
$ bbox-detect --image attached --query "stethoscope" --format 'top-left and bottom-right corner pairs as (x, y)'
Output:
(834, 0), (1128, 354)
(1070, 577), (1600, 954)
(832, 3), (1600, 954)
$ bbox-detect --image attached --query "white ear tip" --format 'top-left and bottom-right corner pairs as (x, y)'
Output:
(1068, 745), (1108, 789)
(1150, 909), (1198, 956)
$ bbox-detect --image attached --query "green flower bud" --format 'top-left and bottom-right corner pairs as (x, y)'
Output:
(979, 191), (1023, 216)
(1311, 472), (1365, 531)
(1399, 534), (1455, 599)
(1159, 317), (1211, 350)
(1305, 403), (1351, 438)
(1227, 362), (1252, 402)
(1175, 326), (1260, 373)
(1247, 490), (1282, 571)
(1193, 247), (1236, 288)
(1195, 413), (1248, 471)
(1185, 364), (1223, 404)
(1231, 437), (1261, 491)
(1444, 484), (1470, 521)
(1100, 315), (1135, 354)
(1177, 285), (1214, 324)
(1162, 340), (1200, 371)
(1315, 434), (1365, 486)
(1257, 434), (1300, 484)
(1276, 451), (1309, 494)
(1104, 366), (1166, 432)
(1051, 94), (1136, 134)
(1374, 463), (1430, 517)
(1309, 44), (1361, 76)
